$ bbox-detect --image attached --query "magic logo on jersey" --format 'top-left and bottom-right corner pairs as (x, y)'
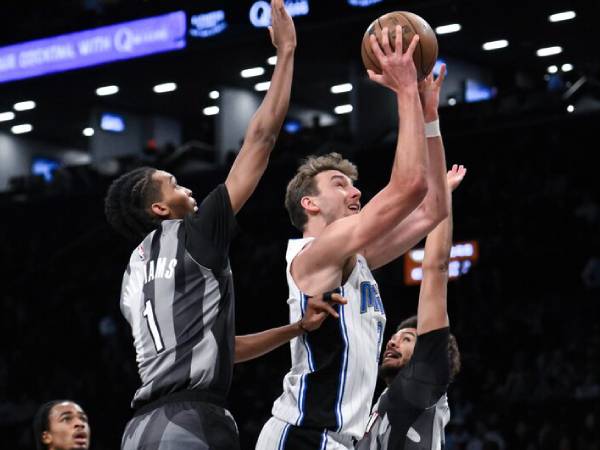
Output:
(360, 281), (384, 314)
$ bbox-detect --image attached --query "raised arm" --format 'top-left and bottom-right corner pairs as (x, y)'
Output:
(293, 27), (428, 294)
(234, 293), (346, 363)
(225, 0), (296, 214)
(363, 64), (450, 270)
(416, 164), (466, 335)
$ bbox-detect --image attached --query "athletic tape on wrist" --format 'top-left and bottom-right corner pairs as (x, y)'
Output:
(425, 119), (441, 138)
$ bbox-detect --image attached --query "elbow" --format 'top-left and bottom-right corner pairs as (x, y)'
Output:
(246, 120), (278, 151)
(402, 173), (429, 207)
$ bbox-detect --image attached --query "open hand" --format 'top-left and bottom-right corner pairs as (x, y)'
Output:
(419, 63), (446, 121)
(447, 164), (467, 191)
(268, 0), (296, 52)
(300, 292), (347, 332)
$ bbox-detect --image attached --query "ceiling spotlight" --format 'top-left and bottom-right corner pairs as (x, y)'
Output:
(83, 127), (95, 137)
(547, 65), (558, 74)
(267, 56), (277, 65)
(448, 97), (457, 106)
(330, 83), (353, 94)
(561, 63), (573, 72)
(11, 123), (33, 134)
(209, 90), (220, 99)
(241, 67), (265, 78)
(255, 81), (271, 92)
(567, 104), (575, 113)
(203, 106), (220, 116)
(14, 101), (36, 111)
(153, 82), (177, 94)
(96, 85), (119, 96)
(334, 104), (353, 115)
(549, 11), (576, 22)
(482, 40), (508, 51)
(435, 24), (461, 35)
(536, 46), (562, 57)
(0, 111), (15, 122)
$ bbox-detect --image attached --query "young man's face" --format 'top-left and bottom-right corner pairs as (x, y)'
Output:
(42, 402), (90, 450)
(309, 170), (361, 225)
(151, 170), (197, 219)
(379, 327), (417, 383)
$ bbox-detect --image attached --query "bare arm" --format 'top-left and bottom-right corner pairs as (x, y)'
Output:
(417, 165), (466, 335)
(234, 293), (346, 363)
(364, 65), (450, 270)
(225, 0), (296, 214)
(293, 27), (428, 295)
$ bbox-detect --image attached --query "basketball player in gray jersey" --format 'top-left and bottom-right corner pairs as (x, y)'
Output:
(356, 164), (466, 450)
(104, 1), (296, 448)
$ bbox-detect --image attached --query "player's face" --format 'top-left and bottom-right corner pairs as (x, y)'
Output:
(152, 170), (197, 219)
(381, 328), (417, 372)
(312, 170), (361, 224)
(42, 402), (90, 450)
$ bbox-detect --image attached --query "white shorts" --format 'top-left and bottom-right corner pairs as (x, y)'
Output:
(256, 416), (355, 450)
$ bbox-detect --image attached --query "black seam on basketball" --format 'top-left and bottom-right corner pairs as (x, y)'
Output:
(402, 14), (425, 78)
(364, 41), (380, 71)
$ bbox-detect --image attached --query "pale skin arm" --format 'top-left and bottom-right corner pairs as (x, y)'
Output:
(364, 64), (450, 270)
(416, 164), (466, 335)
(234, 293), (346, 363)
(224, 0), (296, 214)
(293, 27), (428, 295)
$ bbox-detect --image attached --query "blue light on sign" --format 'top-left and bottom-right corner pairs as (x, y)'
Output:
(32, 158), (61, 182)
(347, 0), (383, 6)
(190, 10), (228, 38)
(249, 0), (309, 28)
(464, 79), (497, 103)
(0, 11), (186, 84)
(284, 119), (302, 134)
(100, 113), (126, 132)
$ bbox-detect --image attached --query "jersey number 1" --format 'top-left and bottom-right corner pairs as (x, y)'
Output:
(143, 300), (165, 353)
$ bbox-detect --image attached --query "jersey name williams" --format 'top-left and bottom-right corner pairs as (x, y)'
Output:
(143, 258), (178, 283)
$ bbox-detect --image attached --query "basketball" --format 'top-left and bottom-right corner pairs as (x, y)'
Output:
(361, 11), (438, 81)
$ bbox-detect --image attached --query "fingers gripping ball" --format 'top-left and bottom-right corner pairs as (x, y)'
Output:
(361, 11), (438, 81)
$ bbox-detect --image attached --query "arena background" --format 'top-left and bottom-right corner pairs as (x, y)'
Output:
(1, 0), (598, 449)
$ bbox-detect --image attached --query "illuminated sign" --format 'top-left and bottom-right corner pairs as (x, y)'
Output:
(0, 11), (186, 84)
(249, 0), (310, 28)
(403, 240), (480, 285)
(190, 10), (228, 38)
(100, 113), (126, 133)
(347, 0), (384, 6)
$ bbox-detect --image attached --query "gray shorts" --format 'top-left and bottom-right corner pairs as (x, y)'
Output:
(121, 400), (240, 450)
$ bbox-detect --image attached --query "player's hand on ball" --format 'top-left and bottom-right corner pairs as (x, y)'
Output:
(367, 25), (419, 93)
(269, 0), (296, 52)
(300, 292), (348, 332)
(447, 164), (467, 192)
(418, 63), (446, 122)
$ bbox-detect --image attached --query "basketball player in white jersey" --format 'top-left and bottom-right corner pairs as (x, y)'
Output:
(356, 164), (465, 450)
(256, 29), (451, 449)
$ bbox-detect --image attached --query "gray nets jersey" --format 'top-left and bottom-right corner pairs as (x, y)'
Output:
(120, 185), (237, 409)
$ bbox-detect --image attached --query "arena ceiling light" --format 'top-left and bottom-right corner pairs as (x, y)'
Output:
(153, 82), (177, 94)
(241, 67), (265, 78)
(561, 63), (573, 72)
(567, 105), (575, 113)
(547, 65), (559, 74)
(267, 56), (277, 65)
(330, 83), (353, 94)
(549, 11), (576, 22)
(96, 85), (119, 96)
(435, 24), (461, 35)
(0, 111), (15, 122)
(334, 104), (353, 114)
(209, 90), (220, 99)
(83, 127), (95, 137)
(536, 46), (562, 57)
(14, 101), (36, 111)
(255, 81), (271, 92)
(482, 40), (508, 51)
(203, 106), (220, 116)
(11, 123), (33, 134)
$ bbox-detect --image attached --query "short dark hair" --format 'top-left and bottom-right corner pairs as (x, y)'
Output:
(284, 152), (358, 231)
(33, 400), (68, 450)
(396, 315), (462, 382)
(104, 167), (162, 242)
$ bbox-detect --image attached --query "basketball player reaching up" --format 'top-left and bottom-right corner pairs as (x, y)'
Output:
(356, 164), (466, 450)
(104, 1), (296, 449)
(256, 27), (450, 450)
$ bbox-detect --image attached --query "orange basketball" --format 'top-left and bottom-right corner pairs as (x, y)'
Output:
(361, 11), (438, 81)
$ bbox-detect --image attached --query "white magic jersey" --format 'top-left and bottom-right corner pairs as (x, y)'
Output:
(271, 238), (387, 440)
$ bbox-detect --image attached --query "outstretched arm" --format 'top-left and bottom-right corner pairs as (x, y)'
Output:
(235, 293), (346, 363)
(225, 0), (296, 214)
(417, 164), (466, 335)
(364, 65), (450, 270)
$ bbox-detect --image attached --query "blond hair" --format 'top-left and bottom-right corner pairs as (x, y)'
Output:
(285, 152), (358, 231)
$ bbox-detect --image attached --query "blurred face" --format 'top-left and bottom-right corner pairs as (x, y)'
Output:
(379, 328), (417, 384)
(152, 170), (197, 219)
(308, 170), (361, 225)
(42, 402), (90, 450)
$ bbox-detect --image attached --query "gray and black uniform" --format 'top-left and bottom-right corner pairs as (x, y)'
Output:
(120, 184), (239, 450)
(356, 328), (450, 450)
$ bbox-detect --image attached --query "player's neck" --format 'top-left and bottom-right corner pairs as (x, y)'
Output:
(302, 217), (328, 239)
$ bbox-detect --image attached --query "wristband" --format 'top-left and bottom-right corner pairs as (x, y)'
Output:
(425, 119), (441, 138)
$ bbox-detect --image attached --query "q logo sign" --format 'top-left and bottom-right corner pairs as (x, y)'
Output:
(249, 0), (310, 28)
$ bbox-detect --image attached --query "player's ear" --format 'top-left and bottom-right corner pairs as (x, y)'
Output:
(151, 201), (170, 218)
(301, 196), (320, 214)
(42, 430), (52, 445)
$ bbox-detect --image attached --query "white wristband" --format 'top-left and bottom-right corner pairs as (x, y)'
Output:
(425, 119), (441, 138)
